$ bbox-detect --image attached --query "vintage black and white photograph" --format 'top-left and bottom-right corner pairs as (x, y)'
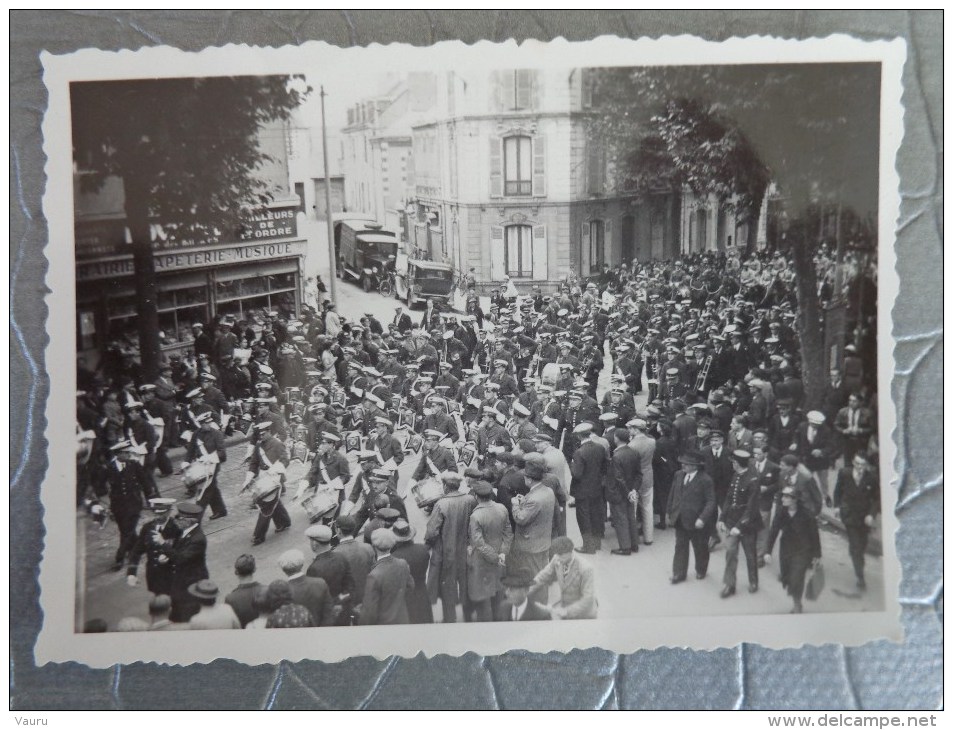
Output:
(38, 36), (904, 665)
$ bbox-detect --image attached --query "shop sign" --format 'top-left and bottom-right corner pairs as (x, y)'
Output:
(76, 239), (306, 281)
(239, 207), (298, 241)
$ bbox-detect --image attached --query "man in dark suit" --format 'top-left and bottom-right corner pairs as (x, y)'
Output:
(569, 423), (609, 553)
(666, 451), (717, 583)
(767, 398), (802, 457)
(224, 554), (262, 628)
(607, 429), (642, 555)
(833, 451), (880, 590)
(670, 400), (697, 457)
(391, 519), (433, 624)
(279, 549), (335, 626)
(359, 529), (415, 625)
(821, 367), (850, 424)
(332, 515), (376, 611)
(305, 524), (354, 624)
(834, 393), (876, 464)
(392, 306), (413, 336)
(750, 443), (781, 567)
(718, 450), (763, 597)
(168, 502), (209, 622)
(704, 429), (734, 549)
(495, 573), (551, 621)
(793, 411), (838, 507)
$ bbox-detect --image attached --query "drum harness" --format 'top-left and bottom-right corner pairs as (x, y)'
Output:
(250, 445), (285, 518)
(191, 437), (217, 501)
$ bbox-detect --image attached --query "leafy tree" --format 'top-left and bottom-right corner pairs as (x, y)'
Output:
(587, 63), (881, 407)
(71, 76), (310, 379)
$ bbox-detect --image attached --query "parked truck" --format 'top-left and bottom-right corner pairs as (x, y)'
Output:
(334, 218), (399, 292)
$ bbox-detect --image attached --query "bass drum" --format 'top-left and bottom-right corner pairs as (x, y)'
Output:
(411, 477), (445, 510)
(540, 362), (561, 388)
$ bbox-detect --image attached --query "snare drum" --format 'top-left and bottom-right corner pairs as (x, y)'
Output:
(249, 472), (282, 503)
(301, 489), (338, 524)
(182, 461), (214, 490)
(411, 477), (445, 509)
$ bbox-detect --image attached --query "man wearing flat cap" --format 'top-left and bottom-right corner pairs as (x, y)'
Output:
(509, 459), (557, 586)
(332, 515), (376, 613)
(717, 450), (762, 597)
(467, 480), (513, 621)
(793, 410), (838, 508)
(278, 549), (335, 627)
(569, 423), (609, 554)
(666, 451), (717, 584)
(627, 418), (657, 547)
(168, 502), (209, 622)
(359, 528), (415, 626)
(305, 524), (354, 622)
(425, 472), (478, 623)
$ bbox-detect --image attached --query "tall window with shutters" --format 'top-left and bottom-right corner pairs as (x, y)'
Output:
(494, 69), (537, 112)
(581, 219), (612, 274)
(504, 136), (532, 196)
(491, 224), (547, 280)
(587, 141), (608, 195)
(490, 134), (546, 198)
(504, 225), (533, 277)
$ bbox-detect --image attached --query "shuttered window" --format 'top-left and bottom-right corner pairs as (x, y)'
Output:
(586, 220), (605, 273)
(493, 70), (538, 112)
(504, 225), (533, 278)
(504, 136), (532, 196)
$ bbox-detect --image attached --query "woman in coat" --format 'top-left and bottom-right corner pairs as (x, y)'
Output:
(764, 485), (822, 613)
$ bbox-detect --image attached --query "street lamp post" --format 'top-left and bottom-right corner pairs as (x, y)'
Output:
(320, 85), (337, 305)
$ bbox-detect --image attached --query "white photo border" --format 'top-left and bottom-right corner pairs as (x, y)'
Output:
(37, 34), (906, 667)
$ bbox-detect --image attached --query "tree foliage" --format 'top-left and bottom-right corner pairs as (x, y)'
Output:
(589, 63), (881, 218)
(587, 63), (882, 408)
(71, 75), (310, 378)
(72, 75), (310, 243)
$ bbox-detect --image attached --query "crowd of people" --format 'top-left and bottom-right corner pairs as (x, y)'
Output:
(78, 245), (881, 629)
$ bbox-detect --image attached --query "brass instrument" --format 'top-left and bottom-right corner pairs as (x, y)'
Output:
(527, 352), (541, 380)
(581, 351), (597, 374)
(646, 349), (661, 385)
(693, 355), (713, 394)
